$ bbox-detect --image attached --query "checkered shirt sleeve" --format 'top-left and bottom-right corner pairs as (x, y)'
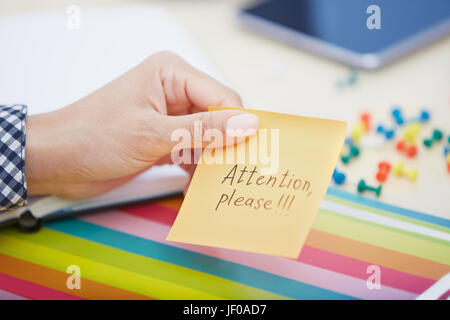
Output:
(0, 104), (28, 211)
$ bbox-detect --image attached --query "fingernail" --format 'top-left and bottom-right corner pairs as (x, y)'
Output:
(226, 113), (259, 138)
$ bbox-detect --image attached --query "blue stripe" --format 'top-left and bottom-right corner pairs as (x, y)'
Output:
(47, 218), (356, 300)
(326, 187), (450, 229)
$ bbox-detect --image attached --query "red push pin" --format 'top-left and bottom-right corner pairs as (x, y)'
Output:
(376, 161), (391, 183)
(406, 145), (417, 158)
(360, 112), (371, 132)
(396, 140), (417, 158)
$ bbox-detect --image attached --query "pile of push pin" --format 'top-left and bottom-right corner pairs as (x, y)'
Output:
(332, 107), (449, 197)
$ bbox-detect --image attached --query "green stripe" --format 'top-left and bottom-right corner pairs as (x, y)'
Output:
(324, 195), (450, 235)
(319, 208), (450, 246)
(314, 209), (450, 265)
(1, 228), (285, 300)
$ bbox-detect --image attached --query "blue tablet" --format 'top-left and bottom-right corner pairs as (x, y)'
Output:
(238, 0), (450, 69)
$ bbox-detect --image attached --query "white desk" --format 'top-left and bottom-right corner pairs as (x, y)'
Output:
(1, 0), (449, 218)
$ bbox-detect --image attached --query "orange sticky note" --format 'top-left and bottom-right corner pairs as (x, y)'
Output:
(166, 107), (346, 258)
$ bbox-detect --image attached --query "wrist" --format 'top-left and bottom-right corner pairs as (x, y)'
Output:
(25, 113), (60, 194)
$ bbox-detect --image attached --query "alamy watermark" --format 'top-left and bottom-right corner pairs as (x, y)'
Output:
(66, 265), (81, 290)
(66, 5), (81, 30)
(366, 5), (381, 30)
(170, 122), (280, 175)
(366, 264), (381, 290)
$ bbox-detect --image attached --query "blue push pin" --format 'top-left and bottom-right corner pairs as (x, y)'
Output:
(332, 168), (346, 185)
(392, 107), (404, 125)
(344, 137), (354, 145)
(417, 109), (430, 123)
(376, 124), (395, 140)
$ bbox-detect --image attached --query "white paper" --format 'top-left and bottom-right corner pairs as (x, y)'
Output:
(0, 5), (221, 213)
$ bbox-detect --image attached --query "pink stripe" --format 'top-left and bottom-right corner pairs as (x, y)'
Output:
(122, 203), (434, 293)
(81, 210), (417, 300)
(298, 246), (434, 294)
(0, 288), (27, 300)
(0, 273), (83, 300)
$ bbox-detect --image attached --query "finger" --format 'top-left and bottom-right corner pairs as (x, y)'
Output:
(183, 68), (243, 109)
(155, 110), (259, 155)
(156, 53), (243, 114)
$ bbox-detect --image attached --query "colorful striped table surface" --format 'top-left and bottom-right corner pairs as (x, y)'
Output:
(0, 187), (449, 300)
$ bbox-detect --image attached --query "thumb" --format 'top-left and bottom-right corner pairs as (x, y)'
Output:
(159, 110), (259, 153)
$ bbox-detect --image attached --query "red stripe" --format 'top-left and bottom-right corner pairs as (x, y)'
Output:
(122, 203), (177, 225)
(0, 273), (84, 300)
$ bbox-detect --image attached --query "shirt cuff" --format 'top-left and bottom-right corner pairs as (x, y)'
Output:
(0, 104), (28, 211)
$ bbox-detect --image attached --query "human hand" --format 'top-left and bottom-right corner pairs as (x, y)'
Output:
(25, 51), (259, 199)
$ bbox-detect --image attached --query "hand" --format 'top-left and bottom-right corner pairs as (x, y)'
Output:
(25, 51), (259, 199)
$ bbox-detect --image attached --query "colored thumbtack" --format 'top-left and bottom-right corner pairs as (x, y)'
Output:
(345, 137), (354, 145)
(396, 140), (417, 158)
(341, 143), (360, 164)
(332, 168), (346, 185)
(375, 161), (391, 183)
(392, 107), (404, 125)
(351, 122), (365, 142)
(360, 112), (371, 132)
(446, 136), (450, 157)
(376, 124), (395, 140)
(423, 129), (443, 148)
(417, 109), (430, 123)
(445, 140), (450, 173)
(357, 179), (382, 197)
(337, 69), (358, 87)
(393, 161), (418, 181)
(402, 122), (421, 144)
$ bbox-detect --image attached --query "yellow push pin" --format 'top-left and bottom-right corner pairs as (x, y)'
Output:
(402, 122), (421, 144)
(351, 122), (365, 143)
(393, 161), (418, 181)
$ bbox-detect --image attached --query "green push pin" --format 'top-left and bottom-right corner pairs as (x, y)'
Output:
(357, 179), (382, 197)
(341, 144), (360, 164)
(423, 129), (443, 148)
